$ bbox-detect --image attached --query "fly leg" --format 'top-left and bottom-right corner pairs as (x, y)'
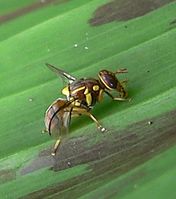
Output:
(42, 129), (48, 133)
(51, 139), (61, 156)
(105, 90), (129, 101)
(114, 68), (128, 74)
(85, 112), (106, 132)
(72, 107), (106, 132)
(114, 69), (129, 99)
(121, 79), (128, 85)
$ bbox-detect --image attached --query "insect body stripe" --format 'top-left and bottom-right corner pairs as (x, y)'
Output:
(72, 86), (85, 94)
(84, 87), (89, 95)
(86, 93), (92, 106)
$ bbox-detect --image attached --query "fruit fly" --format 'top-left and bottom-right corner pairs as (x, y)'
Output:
(44, 63), (128, 156)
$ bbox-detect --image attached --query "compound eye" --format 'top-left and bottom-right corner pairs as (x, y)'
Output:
(99, 70), (117, 90)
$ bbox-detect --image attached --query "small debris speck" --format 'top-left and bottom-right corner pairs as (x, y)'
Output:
(84, 46), (89, 50)
(29, 98), (33, 102)
(74, 44), (78, 48)
(148, 121), (153, 125)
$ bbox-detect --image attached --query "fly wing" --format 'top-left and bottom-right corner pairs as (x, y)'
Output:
(44, 98), (72, 138)
(46, 63), (76, 84)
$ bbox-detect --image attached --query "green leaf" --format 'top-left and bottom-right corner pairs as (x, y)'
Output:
(0, 0), (176, 198)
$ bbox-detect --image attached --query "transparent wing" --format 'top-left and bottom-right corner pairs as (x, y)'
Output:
(44, 98), (72, 138)
(46, 63), (76, 84)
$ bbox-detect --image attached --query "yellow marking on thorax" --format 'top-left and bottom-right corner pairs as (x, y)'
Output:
(98, 89), (104, 102)
(93, 85), (99, 91)
(84, 87), (92, 106)
(62, 86), (69, 96)
(72, 86), (85, 94)
(86, 93), (92, 106)
(84, 87), (89, 94)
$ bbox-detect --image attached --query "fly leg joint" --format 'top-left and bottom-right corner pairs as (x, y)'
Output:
(51, 139), (61, 156)
(88, 113), (106, 132)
